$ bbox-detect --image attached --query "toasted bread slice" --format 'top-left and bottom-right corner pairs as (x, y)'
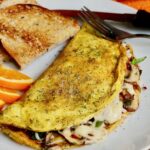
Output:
(0, 44), (11, 63)
(0, 0), (38, 64)
(0, 4), (80, 68)
(0, 0), (37, 9)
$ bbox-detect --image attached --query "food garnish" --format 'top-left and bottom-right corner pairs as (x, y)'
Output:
(131, 56), (147, 65)
(0, 66), (33, 90)
(0, 87), (21, 104)
(95, 121), (103, 128)
(0, 66), (33, 110)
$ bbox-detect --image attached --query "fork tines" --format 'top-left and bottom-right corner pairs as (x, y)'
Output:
(78, 6), (113, 40)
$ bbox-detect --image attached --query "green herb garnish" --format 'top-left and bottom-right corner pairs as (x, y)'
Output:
(124, 100), (132, 107)
(131, 56), (147, 65)
(95, 120), (103, 128)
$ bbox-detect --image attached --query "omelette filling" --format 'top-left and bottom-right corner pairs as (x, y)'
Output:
(25, 48), (141, 149)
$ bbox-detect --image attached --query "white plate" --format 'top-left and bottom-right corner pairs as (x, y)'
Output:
(0, 0), (150, 150)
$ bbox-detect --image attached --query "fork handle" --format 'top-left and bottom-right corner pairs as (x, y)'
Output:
(133, 10), (150, 28)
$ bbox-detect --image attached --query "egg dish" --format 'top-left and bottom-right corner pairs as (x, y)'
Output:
(0, 24), (141, 150)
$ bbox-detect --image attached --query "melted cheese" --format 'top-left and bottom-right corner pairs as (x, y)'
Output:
(60, 124), (107, 145)
(123, 83), (135, 95)
(126, 65), (140, 83)
(95, 98), (123, 124)
(60, 98), (123, 144)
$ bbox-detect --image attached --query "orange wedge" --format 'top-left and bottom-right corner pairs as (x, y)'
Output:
(0, 66), (33, 90)
(116, 0), (150, 12)
(0, 87), (22, 104)
(0, 99), (5, 110)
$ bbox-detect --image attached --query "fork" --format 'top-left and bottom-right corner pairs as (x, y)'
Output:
(79, 6), (150, 41)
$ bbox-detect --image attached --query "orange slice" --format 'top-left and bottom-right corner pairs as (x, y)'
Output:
(0, 99), (5, 110)
(0, 66), (33, 90)
(0, 87), (21, 104)
(116, 0), (150, 12)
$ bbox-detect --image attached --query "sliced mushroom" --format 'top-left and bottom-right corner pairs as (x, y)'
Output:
(125, 64), (140, 83)
(125, 90), (140, 112)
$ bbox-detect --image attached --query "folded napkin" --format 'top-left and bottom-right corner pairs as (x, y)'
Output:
(116, 0), (150, 12)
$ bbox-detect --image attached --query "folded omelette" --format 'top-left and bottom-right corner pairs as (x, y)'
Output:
(0, 24), (141, 150)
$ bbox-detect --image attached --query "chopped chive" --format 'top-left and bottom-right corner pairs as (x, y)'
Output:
(131, 56), (147, 65)
(95, 120), (103, 128)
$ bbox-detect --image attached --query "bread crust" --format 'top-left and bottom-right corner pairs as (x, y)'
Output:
(0, 0), (37, 9)
(0, 44), (11, 63)
(0, 4), (80, 68)
(0, 0), (38, 64)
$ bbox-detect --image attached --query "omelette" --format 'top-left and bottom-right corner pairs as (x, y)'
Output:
(0, 24), (141, 150)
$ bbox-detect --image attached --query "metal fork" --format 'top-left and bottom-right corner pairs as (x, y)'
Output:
(79, 6), (150, 41)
